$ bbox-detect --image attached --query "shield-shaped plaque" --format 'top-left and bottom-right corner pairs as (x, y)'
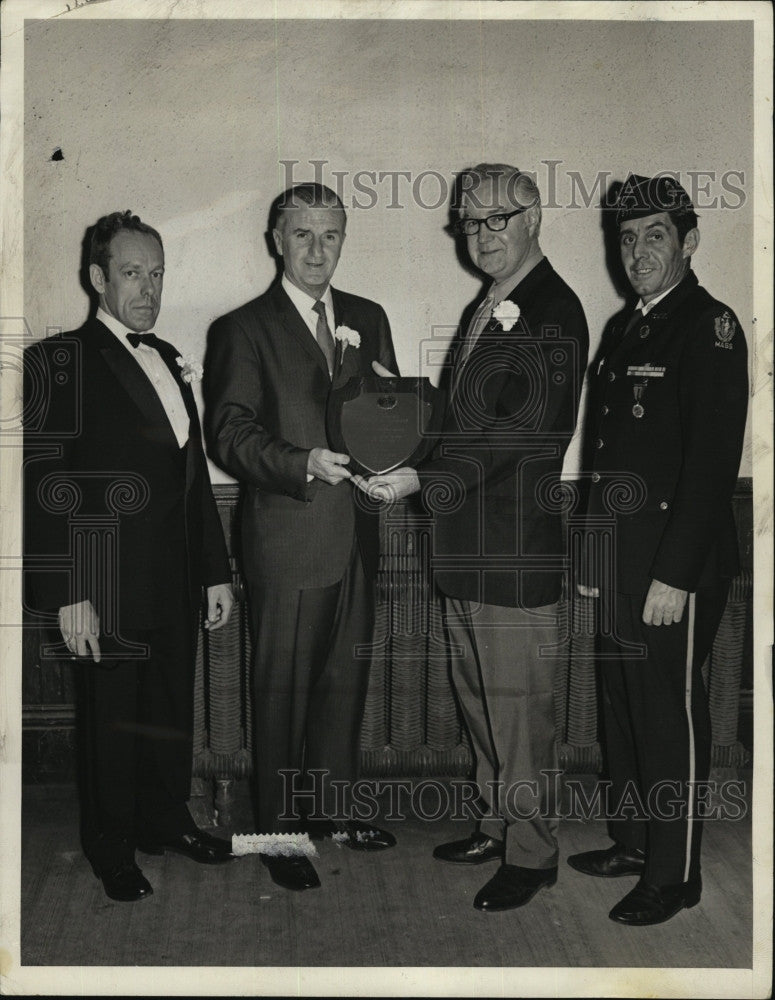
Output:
(326, 376), (444, 476)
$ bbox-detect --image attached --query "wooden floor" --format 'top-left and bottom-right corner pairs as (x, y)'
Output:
(20, 777), (753, 970)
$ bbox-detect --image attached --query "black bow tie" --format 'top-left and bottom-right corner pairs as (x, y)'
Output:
(126, 331), (159, 349)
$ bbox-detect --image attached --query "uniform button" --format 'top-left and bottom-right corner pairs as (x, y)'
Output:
(595, 438), (604, 450)
(608, 371), (616, 382)
(601, 405), (609, 415)
(592, 472), (601, 483)
(659, 501), (669, 510)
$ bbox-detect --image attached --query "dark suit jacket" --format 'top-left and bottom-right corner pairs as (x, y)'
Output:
(419, 258), (589, 609)
(24, 318), (230, 631)
(583, 271), (748, 595)
(204, 281), (398, 590)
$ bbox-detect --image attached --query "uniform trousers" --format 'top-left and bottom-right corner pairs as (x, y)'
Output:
(247, 546), (374, 835)
(599, 580), (729, 886)
(78, 602), (200, 875)
(445, 597), (561, 869)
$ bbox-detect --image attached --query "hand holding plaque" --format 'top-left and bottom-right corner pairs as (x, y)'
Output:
(352, 466), (421, 502)
(326, 375), (444, 478)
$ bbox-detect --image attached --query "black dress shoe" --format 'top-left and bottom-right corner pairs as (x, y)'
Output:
(338, 819), (396, 851)
(567, 842), (645, 878)
(609, 877), (702, 925)
(137, 829), (236, 865)
(473, 863), (557, 912)
(310, 818), (396, 851)
(261, 854), (321, 891)
(99, 862), (153, 902)
(433, 832), (504, 865)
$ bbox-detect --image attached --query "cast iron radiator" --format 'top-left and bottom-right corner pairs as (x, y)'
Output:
(191, 483), (753, 813)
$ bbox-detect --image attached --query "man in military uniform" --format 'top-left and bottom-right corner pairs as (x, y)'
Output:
(569, 175), (749, 925)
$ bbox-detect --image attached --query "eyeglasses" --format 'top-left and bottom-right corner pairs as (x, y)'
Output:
(454, 206), (532, 237)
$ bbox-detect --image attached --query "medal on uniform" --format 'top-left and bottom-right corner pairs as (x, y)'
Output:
(632, 380), (646, 418)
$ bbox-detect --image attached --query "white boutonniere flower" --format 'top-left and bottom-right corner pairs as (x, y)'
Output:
(334, 325), (361, 350)
(492, 300), (521, 331)
(176, 354), (204, 384)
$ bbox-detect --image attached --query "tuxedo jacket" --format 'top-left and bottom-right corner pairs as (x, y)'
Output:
(419, 258), (589, 609)
(24, 318), (230, 632)
(204, 281), (398, 590)
(583, 271), (748, 595)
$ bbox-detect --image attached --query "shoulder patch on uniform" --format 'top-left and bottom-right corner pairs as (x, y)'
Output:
(714, 311), (736, 350)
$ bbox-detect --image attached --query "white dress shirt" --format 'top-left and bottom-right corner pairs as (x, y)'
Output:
(97, 307), (190, 448)
(282, 275), (335, 341)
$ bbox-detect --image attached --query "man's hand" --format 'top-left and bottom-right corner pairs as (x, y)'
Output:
(372, 361), (398, 378)
(307, 448), (352, 484)
(352, 467), (421, 502)
(642, 578), (688, 626)
(58, 599), (101, 663)
(577, 584), (600, 598)
(204, 583), (234, 631)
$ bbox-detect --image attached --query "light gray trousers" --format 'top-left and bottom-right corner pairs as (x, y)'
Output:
(445, 596), (561, 869)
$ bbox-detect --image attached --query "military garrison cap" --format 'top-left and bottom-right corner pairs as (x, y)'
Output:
(615, 173), (695, 226)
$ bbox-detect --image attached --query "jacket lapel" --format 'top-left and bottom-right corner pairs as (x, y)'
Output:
(95, 323), (180, 450)
(154, 339), (199, 438)
(473, 260), (553, 347)
(152, 340), (203, 495)
(331, 288), (352, 377)
(271, 282), (330, 378)
(640, 271), (699, 323)
(610, 271), (700, 361)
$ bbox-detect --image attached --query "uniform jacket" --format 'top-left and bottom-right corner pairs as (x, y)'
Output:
(24, 318), (231, 630)
(419, 258), (589, 609)
(204, 280), (398, 590)
(583, 270), (748, 595)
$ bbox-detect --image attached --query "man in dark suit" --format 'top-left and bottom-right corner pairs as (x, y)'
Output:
(568, 175), (748, 925)
(356, 164), (588, 911)
(204, 183), (399, 892)
(24, 211), (236, 902)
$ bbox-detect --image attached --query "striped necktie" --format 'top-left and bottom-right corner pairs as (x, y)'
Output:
(453, 292), (494, 392)
(312, 300), (335, 375)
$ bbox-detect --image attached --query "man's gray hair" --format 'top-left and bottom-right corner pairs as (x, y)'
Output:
(274, 183), (346, 229)
(458, 163), (541, 214)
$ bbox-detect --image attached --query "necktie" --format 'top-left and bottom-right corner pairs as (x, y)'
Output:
(312, 300), (335, 375)
(453, 292), (494, 391)
(126, 331), (159, 349)
(622, 306), (648, 340)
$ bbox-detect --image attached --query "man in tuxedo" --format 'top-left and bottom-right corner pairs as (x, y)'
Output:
(568, 175), (748, 925)
(357, 164), (588, 912)
(24, 211), (236, 902)
(204, 183), (399, 892)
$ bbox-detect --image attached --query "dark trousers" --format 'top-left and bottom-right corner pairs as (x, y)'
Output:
(599, 581), (729, 886)
(247, 548), (373, 834)
(78, 605), (199, 874)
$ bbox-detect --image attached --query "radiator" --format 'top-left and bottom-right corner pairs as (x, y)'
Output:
(190, 487), (753, 811)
